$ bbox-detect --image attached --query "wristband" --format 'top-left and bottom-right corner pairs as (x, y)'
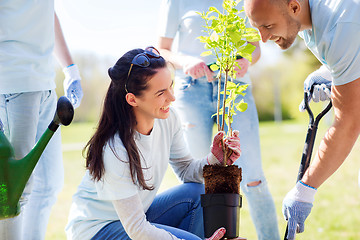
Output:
(299, 180), (317, 190)
(63, 64), (81, 81)
(287, 181), (317, 203)
(207, 153), (219, 165)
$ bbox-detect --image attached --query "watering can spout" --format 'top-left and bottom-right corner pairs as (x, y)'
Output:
(0, 96), (74, 219)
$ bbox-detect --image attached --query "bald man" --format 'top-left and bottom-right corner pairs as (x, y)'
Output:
(244, 0), (360, 239)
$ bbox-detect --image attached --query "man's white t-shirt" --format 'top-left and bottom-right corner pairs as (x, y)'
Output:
(299, 0), (360, 86)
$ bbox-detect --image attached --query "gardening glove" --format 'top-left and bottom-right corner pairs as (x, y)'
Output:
(282, 181), (317, 240)
(63, 64), (83, 109)
(299, 65), (332, 112)
(205, 227), (246, 240)
(205, 227), (226, 240)
(207, 130), (241, 166)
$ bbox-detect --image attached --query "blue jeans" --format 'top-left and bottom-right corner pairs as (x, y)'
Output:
(91, 183), (204, 240)
(173, 75), (280, 240)
(0, 91), (63, 240)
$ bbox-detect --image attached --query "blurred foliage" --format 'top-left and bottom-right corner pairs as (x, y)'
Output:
(251, 37), (322, 121)
(54, 37), (323, 123)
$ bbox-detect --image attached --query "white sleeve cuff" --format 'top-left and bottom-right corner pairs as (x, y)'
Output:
(207, 152), (220, 165)
(63, 64), (81, 81)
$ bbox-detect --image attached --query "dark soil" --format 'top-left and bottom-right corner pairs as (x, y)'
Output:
(203, 165), (242, 194)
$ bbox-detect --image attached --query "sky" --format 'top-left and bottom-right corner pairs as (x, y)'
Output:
(55, 0), (163, 59)
(55, 0), (283, 63)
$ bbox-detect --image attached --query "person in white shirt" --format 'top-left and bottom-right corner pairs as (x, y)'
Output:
(0, 1), (83, 239)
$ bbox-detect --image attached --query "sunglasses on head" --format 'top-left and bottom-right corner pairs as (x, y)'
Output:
(125, 46), (161, 93)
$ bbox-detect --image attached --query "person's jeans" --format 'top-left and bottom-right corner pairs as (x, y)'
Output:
(173, 75), (280, 240)
(0, 90), (63, 240)
(91, 183), (204, 240)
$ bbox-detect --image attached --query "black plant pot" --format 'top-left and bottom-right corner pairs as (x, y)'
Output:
(201, 193), (242, 239)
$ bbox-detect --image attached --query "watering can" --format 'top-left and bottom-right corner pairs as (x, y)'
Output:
(0, 96), (74, 220)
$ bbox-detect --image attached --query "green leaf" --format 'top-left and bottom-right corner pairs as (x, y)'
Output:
(226, 81), (238, 90)
(236, 100), (248, 112)
(208, 16), (217, 21)
(200, 51), (213, 57)
(197, 36), (209, 43)
(210, 31), (219, 42)
(209, 64), (219, 71)
(229, 31), (242, 44)
(235, 84), (248, 96)
(209, 6), (221, 15)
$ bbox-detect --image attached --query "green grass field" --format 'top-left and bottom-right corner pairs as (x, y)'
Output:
(46, 118), (360, 240)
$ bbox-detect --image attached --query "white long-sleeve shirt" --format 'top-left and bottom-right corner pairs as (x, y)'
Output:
(66, 108), (207, 240)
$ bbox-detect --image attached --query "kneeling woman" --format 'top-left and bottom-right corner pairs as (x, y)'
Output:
(66, 47), (241, 240)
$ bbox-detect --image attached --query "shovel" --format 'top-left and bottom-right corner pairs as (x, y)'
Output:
(283, 85), (332, 239)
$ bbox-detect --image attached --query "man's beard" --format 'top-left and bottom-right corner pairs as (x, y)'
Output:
(277, 16), (301, 49)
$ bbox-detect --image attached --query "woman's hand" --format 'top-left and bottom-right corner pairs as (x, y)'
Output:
(207, 130), (241, 165)
(182, 56), (214, 82)
(233, 58), (249, 78)
(205, 227), (247, 240)
(206, 227), (226, 240)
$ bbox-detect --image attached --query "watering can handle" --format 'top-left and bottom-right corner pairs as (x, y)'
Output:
(49, 96), (74, 132)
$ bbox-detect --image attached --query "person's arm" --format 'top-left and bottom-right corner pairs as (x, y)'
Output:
(302, 78), (360, 187)
(158, 37), (214, 82)
(159, 37), (260, 80)
(54, 12), (73, 68)
(282, 78), (360, 239)
(54, 12), (83, 109)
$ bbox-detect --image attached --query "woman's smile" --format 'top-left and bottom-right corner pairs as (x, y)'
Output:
(160, 105), (170, 113)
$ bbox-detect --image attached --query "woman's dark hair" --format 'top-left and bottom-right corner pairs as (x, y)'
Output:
(84, 48), (167, 190)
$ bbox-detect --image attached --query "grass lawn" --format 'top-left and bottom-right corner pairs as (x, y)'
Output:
(46, 118), (360, 239)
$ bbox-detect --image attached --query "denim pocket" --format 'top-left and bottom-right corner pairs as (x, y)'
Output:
(4, 93), (23, 102)
(41, 90), (53, 104)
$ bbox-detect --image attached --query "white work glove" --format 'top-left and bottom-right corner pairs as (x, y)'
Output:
(63, 64), (83, 109)
(282, 181), (317, 240)
(207, 130), (241, 166)
(299, 65), (332, 112)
